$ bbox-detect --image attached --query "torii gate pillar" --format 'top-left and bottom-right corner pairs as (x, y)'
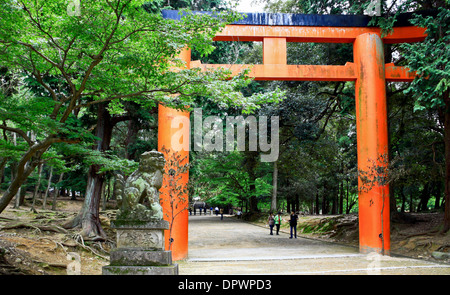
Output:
(354, 33), (390, 255)
(158, 48), (191, 261)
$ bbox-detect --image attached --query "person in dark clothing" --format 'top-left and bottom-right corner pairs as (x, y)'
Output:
(289, 211), (298, 239)
(268, 213), (275, 235)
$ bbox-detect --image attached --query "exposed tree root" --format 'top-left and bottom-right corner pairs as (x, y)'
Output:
(63, 213), (107, 242)
(399, 229), (439, 238)
(70, 233), (110, 260)
(1, 221), (68, 234)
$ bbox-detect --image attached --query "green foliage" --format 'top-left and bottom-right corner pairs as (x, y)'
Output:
(0, 77), (56, 137)
(263, 0), (370, 15)
(54, 142), (138, 175)
(0, 0), (280, 117)
(190, 151), (273, 207)
(0, 0), (285, 215)
(400, 8), (450, 111)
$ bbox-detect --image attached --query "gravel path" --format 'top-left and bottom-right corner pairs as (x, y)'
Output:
(177, 214), (450, 275)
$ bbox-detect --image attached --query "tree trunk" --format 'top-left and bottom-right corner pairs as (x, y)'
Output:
(433, 180), (442, 209)
(271, 161), (278, 212)
(400, 185), (406, 213)
(11, 133), (21, 209)
(43, 166), (53, 210)
(0, 159), (40, 213)
(14, 187), (21, 209)
(0, 134), (62, 214)
(409, 192), (414, 213)
(322, 193), (328, 215)
(346, 179), (350, 214)
(331, 187), (337, 215)
(51, 173), (64, 211)
(31, 163), (43, 212)
(0, 158), (7, 186)
(101, 179), (107, 211)
(63, 103), (118, 239)
(64, 165), (106, 239)
(315, 193), (320, 214)
(11, 161), (20, 209)
(125, 118), (140, 161)
(443, 92), (450, 232)
(244, 151), (259, 213)
(418, 182), (431, 212)
(0, 125), (8, 185)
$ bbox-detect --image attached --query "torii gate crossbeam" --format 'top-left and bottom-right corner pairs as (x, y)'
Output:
(159, 10), (428, 260)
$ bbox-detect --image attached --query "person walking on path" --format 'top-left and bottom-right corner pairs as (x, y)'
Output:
(220, 208), (224, 220)
(289, 211), (298, 239)
(236, 209), (242, 219)
(268, 213), (275, 235)
(274, 212), (282, 235)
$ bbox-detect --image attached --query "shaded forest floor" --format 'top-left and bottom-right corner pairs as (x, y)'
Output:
(0, 196), (449, 275)
(0, 197), (114, 275)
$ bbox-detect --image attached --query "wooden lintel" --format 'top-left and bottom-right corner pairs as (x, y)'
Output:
(213, 25), (427, 44)
(191, 62), (416, 82)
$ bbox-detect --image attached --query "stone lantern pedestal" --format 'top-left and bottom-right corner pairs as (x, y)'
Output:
(102, 219), (178, 275)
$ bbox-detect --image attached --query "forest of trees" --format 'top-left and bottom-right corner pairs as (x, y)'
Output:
(0, 0), (449, 241)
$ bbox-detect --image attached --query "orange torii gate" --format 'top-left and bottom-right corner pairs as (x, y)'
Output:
(158, 10), (428, 260)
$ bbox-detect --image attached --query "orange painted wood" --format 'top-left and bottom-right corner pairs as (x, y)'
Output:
(213, 25), (426, 44)
(158, 47), (191, 261)
(385, 63), (417, 81)
(354, 33), (390, 255)
(196, 63), (356, 81)
(263, 38), (287, 64)
(193, 62), (416, 82)
(158, 104), (190, 261)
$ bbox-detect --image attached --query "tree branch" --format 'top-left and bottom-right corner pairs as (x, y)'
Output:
(16, 41), (59, 67)
(0, 124), (33, 146)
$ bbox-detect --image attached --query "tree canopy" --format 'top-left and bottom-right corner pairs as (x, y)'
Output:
(0, 0), (283, 237)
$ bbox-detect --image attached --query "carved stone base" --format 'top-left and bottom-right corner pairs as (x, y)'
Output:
(102, 219), (178, 275)
(110, 249), (173, 266)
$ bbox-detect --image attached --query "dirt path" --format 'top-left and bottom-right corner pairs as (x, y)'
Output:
(178, 214), (450, 275)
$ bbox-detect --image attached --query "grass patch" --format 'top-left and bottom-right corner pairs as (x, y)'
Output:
(298, 217), (340, 234)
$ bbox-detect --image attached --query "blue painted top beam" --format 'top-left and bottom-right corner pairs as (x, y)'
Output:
(161, 9), (437, 27)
